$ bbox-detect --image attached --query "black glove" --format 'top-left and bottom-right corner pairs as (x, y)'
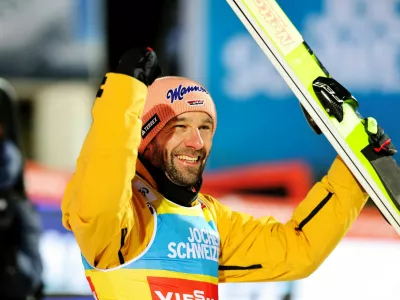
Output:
(115, 47), (162, 86)
(363, 117), (397, 156)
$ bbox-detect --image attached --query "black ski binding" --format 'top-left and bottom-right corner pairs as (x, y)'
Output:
(312, 77), (358, 122)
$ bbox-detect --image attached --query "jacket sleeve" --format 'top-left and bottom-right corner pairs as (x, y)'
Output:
(61, 73), (147, 268)
(213, 156), (369, 282)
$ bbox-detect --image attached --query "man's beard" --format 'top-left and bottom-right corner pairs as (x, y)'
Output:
(165, 153), (206, 187)
(151, 143), (207, 187)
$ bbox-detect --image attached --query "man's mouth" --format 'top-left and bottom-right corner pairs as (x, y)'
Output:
(175, 155), (200, 164)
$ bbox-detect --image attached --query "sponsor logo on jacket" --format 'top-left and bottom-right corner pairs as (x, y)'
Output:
(148, 277), (218, 300)
(167, 227), (220, 262)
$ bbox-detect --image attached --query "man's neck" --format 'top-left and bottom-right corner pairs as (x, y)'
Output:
(139, 157), (202, 207)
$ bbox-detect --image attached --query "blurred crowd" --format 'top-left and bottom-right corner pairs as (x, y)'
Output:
(0, 78), (43, 300)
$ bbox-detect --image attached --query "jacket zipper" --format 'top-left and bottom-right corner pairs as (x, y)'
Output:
(296, 192), (333, 231)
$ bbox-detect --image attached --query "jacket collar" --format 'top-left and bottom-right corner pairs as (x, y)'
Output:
(136, 158), (158, 190)
(135, 157), (201, 207)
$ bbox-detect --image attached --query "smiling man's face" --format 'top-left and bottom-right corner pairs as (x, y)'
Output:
(143, 111), (214, 187)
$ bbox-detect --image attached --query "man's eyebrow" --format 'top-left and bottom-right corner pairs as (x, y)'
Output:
(203, 117), (213, 125)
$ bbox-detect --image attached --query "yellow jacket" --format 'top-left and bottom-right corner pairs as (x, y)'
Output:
(62, 73), (368, 288)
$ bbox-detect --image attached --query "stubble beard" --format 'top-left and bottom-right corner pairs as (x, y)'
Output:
(165, 154), (206, 187)
(151, 143), (207, 187)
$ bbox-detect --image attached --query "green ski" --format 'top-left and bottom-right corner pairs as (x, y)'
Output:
(226, 0), (400, 234)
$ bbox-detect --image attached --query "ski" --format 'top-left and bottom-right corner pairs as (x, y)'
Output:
(226, 0), (400, 235)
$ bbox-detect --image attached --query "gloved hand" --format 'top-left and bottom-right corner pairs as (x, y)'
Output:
(362, 117), (397, 156)
(115, 47), (162, 86)
(301, 105), (397, 156)
(301, 105), (396, 156)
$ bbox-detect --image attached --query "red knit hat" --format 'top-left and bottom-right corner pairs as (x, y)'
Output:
(139, 76), (217, 154)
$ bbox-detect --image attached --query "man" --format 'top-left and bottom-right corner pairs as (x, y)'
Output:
(0, 78), (43, 300)
(62, 48), (396, 299)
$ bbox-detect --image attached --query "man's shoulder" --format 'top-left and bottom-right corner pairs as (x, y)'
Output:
(198, 192), (217, 203)
(198, 192), (224, 213)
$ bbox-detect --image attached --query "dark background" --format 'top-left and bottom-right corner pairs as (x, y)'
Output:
(106, 0), (179, 75)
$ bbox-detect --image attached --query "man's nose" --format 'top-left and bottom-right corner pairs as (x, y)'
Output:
(184, 128), (204, 150)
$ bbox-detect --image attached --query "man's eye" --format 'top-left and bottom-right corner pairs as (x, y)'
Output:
(199, 125), (211, 130)
(174, 125), (186, 129)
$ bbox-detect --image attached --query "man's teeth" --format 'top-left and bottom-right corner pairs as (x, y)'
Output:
(176, 155), (198, 162)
